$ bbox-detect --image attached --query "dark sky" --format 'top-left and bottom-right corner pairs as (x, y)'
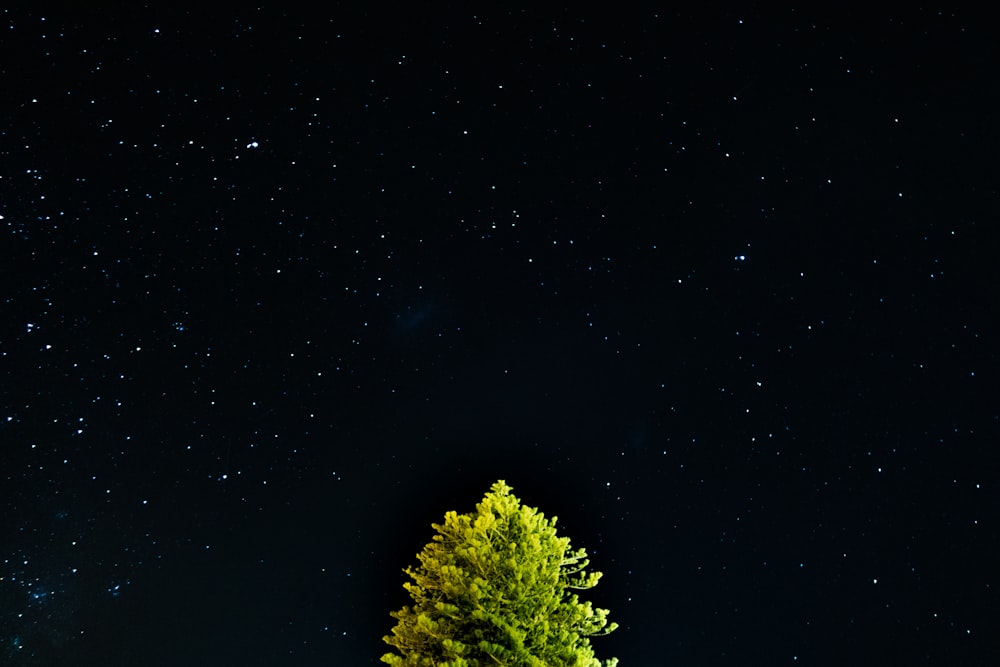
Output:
(2, 6), (997, 666)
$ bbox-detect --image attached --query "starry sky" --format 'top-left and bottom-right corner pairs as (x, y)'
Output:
(2, 6), (998, 666)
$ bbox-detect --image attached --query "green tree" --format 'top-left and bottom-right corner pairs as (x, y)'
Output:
(381, 480), (619, 667)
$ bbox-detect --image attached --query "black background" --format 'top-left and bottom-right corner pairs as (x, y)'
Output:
(2, 6), (997, 665)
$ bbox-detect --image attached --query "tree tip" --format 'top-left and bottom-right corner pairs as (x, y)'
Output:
(490, 479), (512, 494)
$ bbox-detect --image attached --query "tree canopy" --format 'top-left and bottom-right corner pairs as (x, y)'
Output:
(381, 480), (618, 667)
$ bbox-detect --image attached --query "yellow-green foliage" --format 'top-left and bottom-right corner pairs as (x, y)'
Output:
(382, 480), (618, 667)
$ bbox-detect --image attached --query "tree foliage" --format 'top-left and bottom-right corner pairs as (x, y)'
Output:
(381, 480), (618, 667)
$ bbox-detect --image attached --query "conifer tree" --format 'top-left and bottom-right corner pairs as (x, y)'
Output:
(381, 480), (619, 667)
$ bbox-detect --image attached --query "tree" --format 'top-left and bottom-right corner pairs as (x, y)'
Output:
(381, 480), (619, 667)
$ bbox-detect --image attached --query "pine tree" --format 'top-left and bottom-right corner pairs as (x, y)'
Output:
(381, 480), (619, 667)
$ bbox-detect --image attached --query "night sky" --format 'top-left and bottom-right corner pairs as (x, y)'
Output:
(2, 6), (998, 666)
